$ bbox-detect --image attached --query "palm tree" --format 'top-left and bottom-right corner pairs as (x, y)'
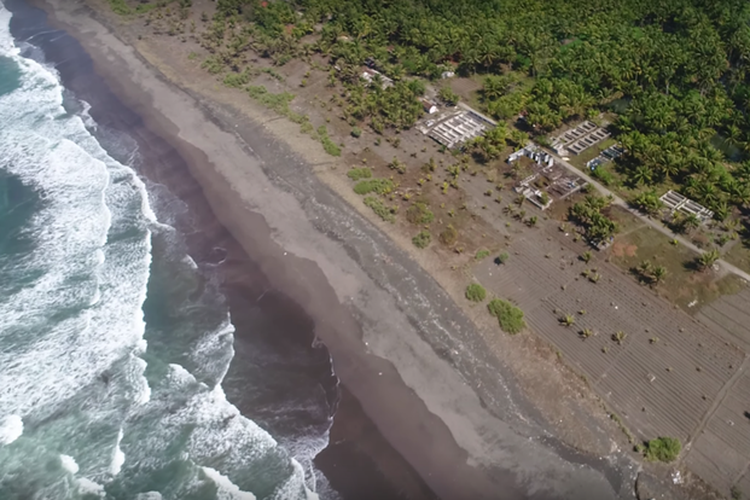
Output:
(696, 249), (720, 271)
(580, 328), (594, 339)
(681, 213), (701, 233)
(632, 165), (654, 186)
(612, 331), (627, 345)
(639, 259), (653, 277)
(652, 266), (667, 284)
(560, 314), (575, 327)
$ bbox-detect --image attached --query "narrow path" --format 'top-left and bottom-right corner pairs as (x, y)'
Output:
(545, 149), (750, 283)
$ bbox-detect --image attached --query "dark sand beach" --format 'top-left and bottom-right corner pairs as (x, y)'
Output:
(9, 0), (644, 498)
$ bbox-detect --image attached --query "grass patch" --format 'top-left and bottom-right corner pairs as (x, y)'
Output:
(317, 126), (341, 157)
(246, 86), (295, 115)
(353, 178), (394, 195)
(135, 2), (158, 14)
(644, 437), (681, 463)
(108, 0), (132, 15)
(412, 230), (431, 249)
(608, 226), (745, 310)
(465, 283), (486, 302)
(724, 240), (750, 275)
(223, 70), (252, 88)
(347, 168), (372, 181)
(475, 249), (490, 261)
(364, 196), (395, 223)
(487, 299), (526, 334)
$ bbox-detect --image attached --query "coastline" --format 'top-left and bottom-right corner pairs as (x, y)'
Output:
(15, 0), (649, 498)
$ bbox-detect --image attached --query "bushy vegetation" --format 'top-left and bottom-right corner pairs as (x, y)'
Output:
(246, 86), (295, 115)
(364, 196), (396, 222)
(353, 178), (394, 195)
(495, 252), (509, 264)
(136, 0), (750, 258)
(439, 224), (458, 245)
(406, 202), (435, 225)
(317, 126), (341, 156)
(487, 299), (525, 334)
(108, 0), (132, 15)
(223, 69), (252, 87)
(475, 249), (490, 260)
(347, 167), (372, 181)
(465, 283), (487, 302)
(412, 230), (431, 248)
(644, 436), (681, 463)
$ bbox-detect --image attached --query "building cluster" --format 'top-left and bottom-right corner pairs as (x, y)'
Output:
(586, 144), (625, 170)
(508, 145), (586, 208)
(360, 67), (393, 89)
(660, 190), (714, 222)
(551, 121), (611, 156)
(416, 107), (493, 149)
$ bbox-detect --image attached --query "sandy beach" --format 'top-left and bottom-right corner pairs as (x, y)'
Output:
(14, 0), (654, 498)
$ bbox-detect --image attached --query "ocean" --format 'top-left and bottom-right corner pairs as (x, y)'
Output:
(0, 3), (338, 499)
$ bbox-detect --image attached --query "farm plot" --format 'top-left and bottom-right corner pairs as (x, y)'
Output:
(476, 233), (745, 446)
(697, 288), (750, 350)
(540, 268), (743, 441)
(474, 234), (582, 310)
(684, 365), (750, 494)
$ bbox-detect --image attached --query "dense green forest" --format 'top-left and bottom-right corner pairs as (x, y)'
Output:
(203, 0), (750, 219)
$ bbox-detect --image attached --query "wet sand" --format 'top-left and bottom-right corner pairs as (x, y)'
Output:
(17, 1), (638, 499)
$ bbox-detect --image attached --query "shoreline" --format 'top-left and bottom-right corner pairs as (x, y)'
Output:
(16, 1), (649, 499)
(5, 2), (427, 498)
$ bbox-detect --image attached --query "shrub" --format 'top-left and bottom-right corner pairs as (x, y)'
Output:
(351, 126), (362, 138)
(439, 225), (458, 245)
(475, 249), (490, 260)
(644, 437), (681, 463)
(246, 86), (295, 115)
(412, 230), (431, 249)
(108, 0), (132, 15)
(406, 202), (434, 225)
(347, 168), (372, 181)
(364, 196), (395, 223)
(223, 70), (251, 88)
(202, 56), (225, 75)
(465, 283), (486, 302)
(354, 178), (394, 195)
(487, 299), (525, 334)
(494, 252), (509, 264)
(438, 86), (459, 106)
(317, 126), (342, 156)
(592, 165), (615, 186)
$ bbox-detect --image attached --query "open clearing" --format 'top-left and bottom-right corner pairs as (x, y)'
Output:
(609, 226), (746, 311)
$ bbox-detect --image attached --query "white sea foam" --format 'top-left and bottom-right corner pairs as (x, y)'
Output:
(0, 7), (327, 498)
(0, 9), (154, 430)
(202, 466), (257, 500)
(136, 493), (163, 500)
(111, 428), (125, 475)
(76, 477), (105, 497)
(0, 414), (23, 445)
(60, 454), (79, 474)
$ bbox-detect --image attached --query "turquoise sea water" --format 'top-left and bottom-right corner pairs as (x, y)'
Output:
(0, 5), (326, 499)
